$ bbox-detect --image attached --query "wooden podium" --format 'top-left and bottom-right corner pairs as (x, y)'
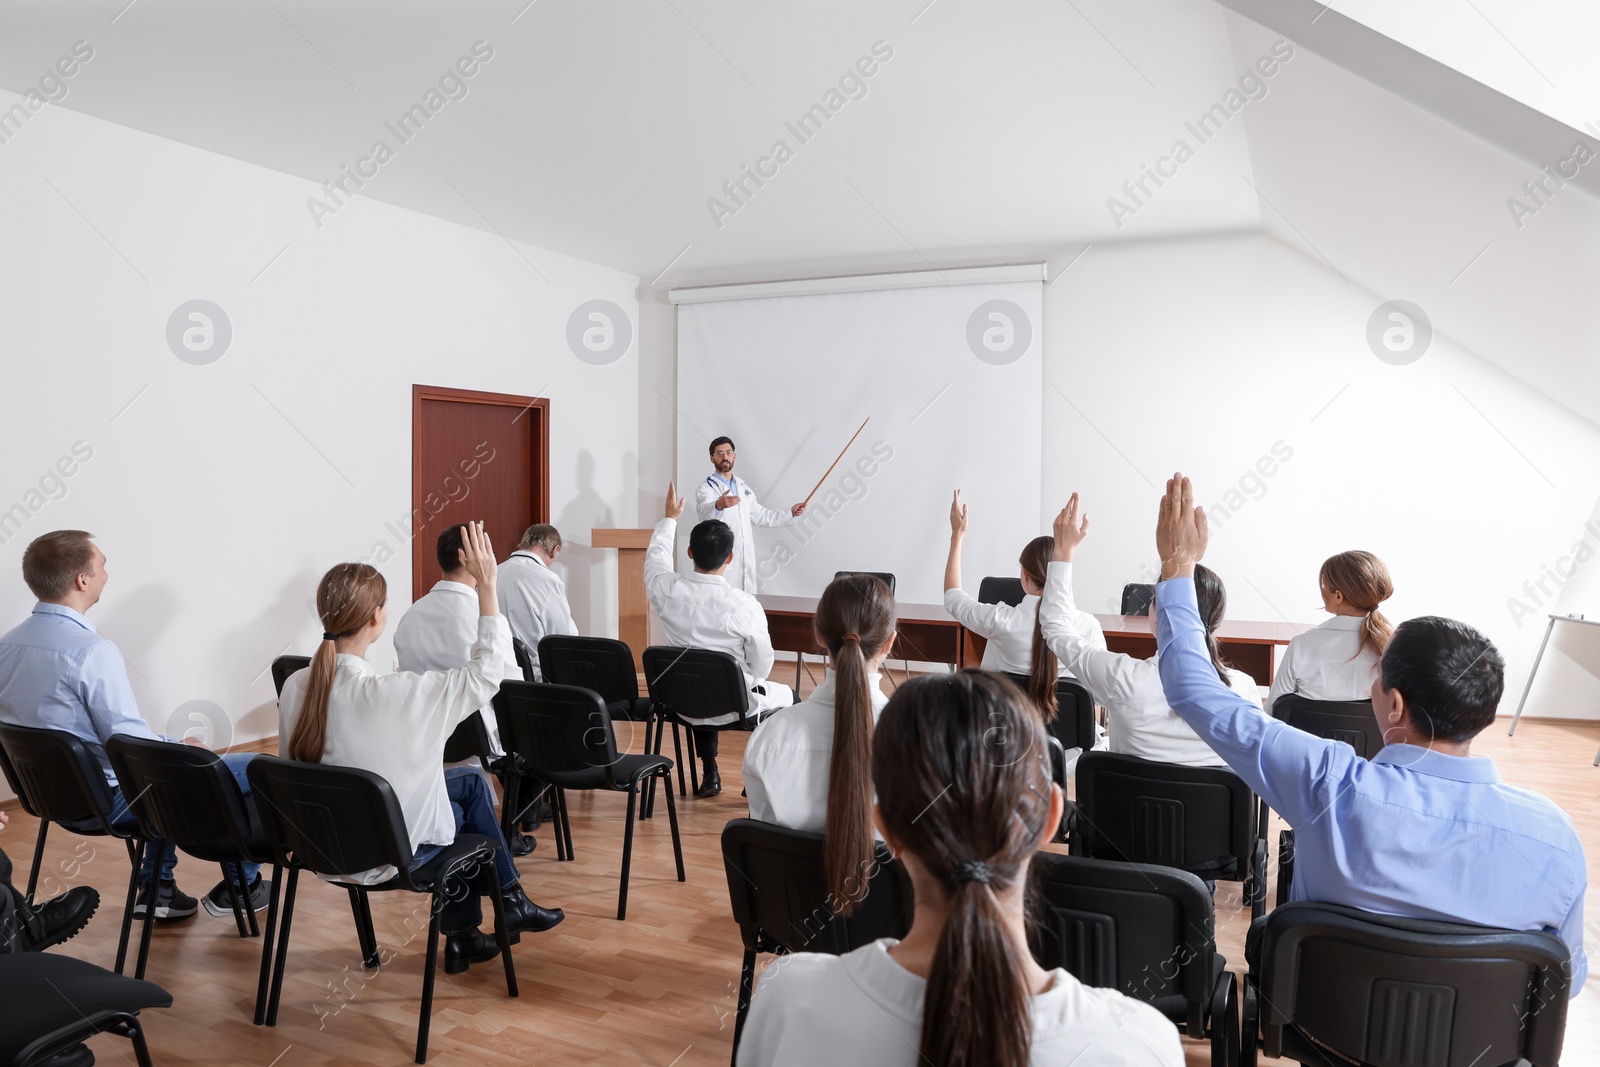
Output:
(593, 528), (653, 672)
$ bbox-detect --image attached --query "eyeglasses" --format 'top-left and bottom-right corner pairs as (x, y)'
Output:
(711, 449), (735, 458)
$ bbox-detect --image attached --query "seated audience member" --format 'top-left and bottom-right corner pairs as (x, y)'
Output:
(645, 483), (793, 798)
(737, 672), (1182, 1067)
(1152, 474), (1587, 992)
(1263, 549), (1393, 712)
(497, 523), (578, 681)
(0, 809), (99, 954)
(743, 574), (894, 905)
(0, 530), (264, 921)
(394, 524), (533, 854)
(278, 523), (563, 974)
(1040, 496), (1259, 768)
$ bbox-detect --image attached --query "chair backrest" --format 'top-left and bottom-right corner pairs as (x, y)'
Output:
(642, 646), (751, 725)
(1272, 694), (1385, 759)
(271, 655), (312, 698)
(1029, 851), (1217, 1025)
(512, 637), (536, 682)
(721, 818), (909, 956)
(832, 570), (896, 595)
(1120, 583), (1155, 616)
(1075, 751), (1255, 880)
(0, 723), (121, 834)
(977, 576), (1025, 606)
(1258, 901), (1570, 1067)
(442, 711), (496, 765)
(245, 755), (415, 883)
(494, 681), (621, 783)
(1002, 673), (1098, 754)
(538, 635), (640, 705)
(104, 735), (258, 861)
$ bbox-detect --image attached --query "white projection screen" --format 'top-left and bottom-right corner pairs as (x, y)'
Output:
(675, 279), (1043, 605)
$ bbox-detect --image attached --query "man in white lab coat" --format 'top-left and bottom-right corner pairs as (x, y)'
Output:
(694, 435), (806, 593)
(394, 524), (534, 852)
(496, 523), (579, 680)
(647, 482), (794, 797)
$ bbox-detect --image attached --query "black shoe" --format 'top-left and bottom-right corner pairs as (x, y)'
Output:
(132, 880), (198, 920)
(202, 873), (271, 918)
(695, 765), (722, 798)
(442, 930), (504, 974)
(28, 886), (100, 951)
(501, 886), (564, 935)
(508, 831), (535, 857)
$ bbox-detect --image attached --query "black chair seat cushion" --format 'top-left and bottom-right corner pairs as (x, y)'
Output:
(542, 754), (672, 791)
(0, 952), (171, 1063)
(158, 803), (275, 867)
(358, 833), (497, 893)
(664, 708), (777, 731)
(607, 697), (654, 722)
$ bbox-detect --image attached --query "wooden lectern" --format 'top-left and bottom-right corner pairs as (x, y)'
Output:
(592, 528), (653, 672)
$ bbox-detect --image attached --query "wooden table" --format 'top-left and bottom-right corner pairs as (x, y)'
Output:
(758, 594), (1306, 687)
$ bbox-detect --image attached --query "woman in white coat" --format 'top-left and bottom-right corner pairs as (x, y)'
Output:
(1264, 550), (1393, 712)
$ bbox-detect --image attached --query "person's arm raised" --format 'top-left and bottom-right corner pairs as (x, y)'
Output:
(943, 490), (968, 593)
(457, 521), (501, 619)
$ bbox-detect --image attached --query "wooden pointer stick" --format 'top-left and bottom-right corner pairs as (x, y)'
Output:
(802, 417), (870, 507)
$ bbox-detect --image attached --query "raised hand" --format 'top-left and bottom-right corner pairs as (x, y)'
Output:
(1052, 493), (1089, 561)
(666, 481), (685, 520)
(457, 521), (499, 591)
(1156, 473), (1207, 578)
(949, 490), (969, 537)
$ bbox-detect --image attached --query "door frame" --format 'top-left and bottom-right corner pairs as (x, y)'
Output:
(411, 384), (549, 597)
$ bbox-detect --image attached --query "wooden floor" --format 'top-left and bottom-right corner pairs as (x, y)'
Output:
(4, 684), (1598, 1067)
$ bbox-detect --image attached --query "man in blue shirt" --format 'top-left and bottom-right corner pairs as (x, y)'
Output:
(0, 531), (266, 921)
(1054, 478), (1587, 994)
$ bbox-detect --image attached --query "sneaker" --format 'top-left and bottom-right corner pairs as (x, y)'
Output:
(132, 879), (199, 920)
(202, 873), (272, 918)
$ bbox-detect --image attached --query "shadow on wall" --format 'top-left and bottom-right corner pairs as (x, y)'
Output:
(95, 583), (180, 702)
(554, 449), (615, 635)
(220, 566), (324, 746)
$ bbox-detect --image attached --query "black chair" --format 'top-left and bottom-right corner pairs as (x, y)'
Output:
(269, 654), (311, 697)
(1001, 673), (1097, 757)
(494, 682), (683, 920)
(0, 952), (171, 1067)
(642, 646), (779, 796)
(104, 736), (273, 980)
(1029, 851), (1237, 1066)
(1265, 695), (1384, 905)
(1071, 750), (1267, 921)
(721, 819), (910, 1062)
(977, 575), (1026, 606)
(1242, 901), (1571, 1067)
(511, 636), (536, 682)
(538, 636), (672, 795)
(0, 723), (148, 974)
(247, 756), (517, 1064)
(1120, 582), (1155, 616)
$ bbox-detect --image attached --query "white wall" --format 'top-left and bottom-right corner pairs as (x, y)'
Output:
(0, 94), (640, 761)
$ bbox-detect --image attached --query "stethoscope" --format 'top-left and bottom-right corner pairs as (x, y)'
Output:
(706, 473), (740, 503)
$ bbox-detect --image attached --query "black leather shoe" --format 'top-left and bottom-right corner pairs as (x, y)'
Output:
(502, 887), (564, 935)
(442, 930), (503, 974)
(509, 831), (535, 857)
(29, 887), (100, 951)
(695, 765), (722, 798)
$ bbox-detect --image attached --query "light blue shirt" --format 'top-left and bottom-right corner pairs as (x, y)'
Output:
(0, 603), (159, 783)
(1154, 576), (1587, 994)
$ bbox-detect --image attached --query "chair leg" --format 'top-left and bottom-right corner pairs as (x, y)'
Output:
(617, 783), (638, 920)
(486, 861), (519, 999)
(685, 729), (700, 796)
(134, 839), (162, 980)
(266, 867), (300, 1027)
(416, 892), (443, 1064)
(254, 863), (283, 1025)
(223, 861), (250, 938)
(671, 722), (687, 796)
(663, 769), (685, 882)
(349, 887), (379, 969)
(558, 787), (575, 862)
(732, 948), (757, 1065)
(115, 838), (146, 975)
(241, 862), (260, 938)
(500, 774), (521, 848)
(24, 819), (48, 903)
(126, 1015), (156, 1067)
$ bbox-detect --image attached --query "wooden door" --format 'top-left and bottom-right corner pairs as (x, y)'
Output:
(412, 385), (548, 600)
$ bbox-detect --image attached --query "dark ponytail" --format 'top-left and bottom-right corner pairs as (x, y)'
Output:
(1192, 564), (1232, 686)
(1018, 536), (1059, 721)
(872, 672), (1052, 1067)
(815, 574), (896, 915)
(288, 563), (387, 763)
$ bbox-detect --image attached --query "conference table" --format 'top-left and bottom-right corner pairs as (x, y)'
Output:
(757, 594), (1308, 689)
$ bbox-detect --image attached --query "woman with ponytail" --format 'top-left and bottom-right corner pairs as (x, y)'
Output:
(278, 522), (564, 974)
(736, 672), (1180, 1067)
(941, 491), (1106, 721)
(743, 574), (895, 913)
(1040, 493), (1261, 768)
(1264, 550), (1394, 712)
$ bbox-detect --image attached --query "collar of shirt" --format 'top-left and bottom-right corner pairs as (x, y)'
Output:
(32, 602), (95, 632)
(1316, 615), (1365, 631)
(429, 580), (477, 599)
(682, 572), (730, 587)
(708, 472), (737, 492)
(808, 668), (887, 709)
(334, 652), (378, 674)
(1372, 744), (1502, 783)
(509, 551), (549, 570)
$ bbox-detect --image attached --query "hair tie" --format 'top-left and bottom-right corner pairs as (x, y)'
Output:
(951, 860), (991, 886)
(322, 631), (339, 642)
(841, 632), (861, 644)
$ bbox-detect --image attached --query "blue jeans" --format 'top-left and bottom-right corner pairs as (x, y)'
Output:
(410, 767), (520, 934)
(110, 752), (261, 886)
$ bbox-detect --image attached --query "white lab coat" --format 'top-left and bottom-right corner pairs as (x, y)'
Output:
(496, 551), (579, 680)
(1263, 615), (1379, 712)
(643, 517), (793, 723)
(1040, 561), (1260, 769)
(942, 587), (1107, 675)
(694, 472), (799, 593)
(392, 580), (522, 757)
